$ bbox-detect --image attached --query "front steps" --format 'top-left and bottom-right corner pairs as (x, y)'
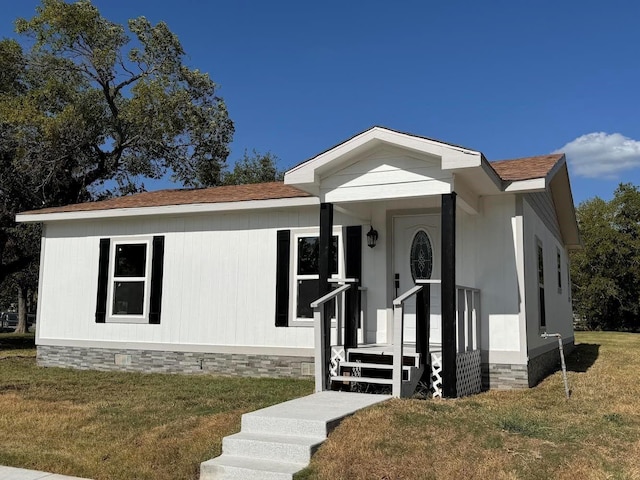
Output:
(330, 346), (425, 397)
(200, 391), (390, 480)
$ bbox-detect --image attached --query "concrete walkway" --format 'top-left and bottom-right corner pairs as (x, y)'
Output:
(0, 466), (90, 479)
(201, 391), (391, 480)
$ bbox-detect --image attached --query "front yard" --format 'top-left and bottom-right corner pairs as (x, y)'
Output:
(1, 332), (639, 480)
(0, 333), (313, 480)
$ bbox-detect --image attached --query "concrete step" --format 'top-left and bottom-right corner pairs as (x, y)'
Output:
(223, 431), (324, 464)
(200, 454), (304, 480)
(201, 392), (391, 480)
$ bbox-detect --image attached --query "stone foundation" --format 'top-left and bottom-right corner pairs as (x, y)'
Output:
(37, 345), (315, 379)
(482, 363), (529, 390)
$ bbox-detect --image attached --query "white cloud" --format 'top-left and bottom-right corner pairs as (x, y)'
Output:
(554, 132), (640, 178)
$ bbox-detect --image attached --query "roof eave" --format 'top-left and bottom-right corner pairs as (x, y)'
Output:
(16, 196), (320, 223)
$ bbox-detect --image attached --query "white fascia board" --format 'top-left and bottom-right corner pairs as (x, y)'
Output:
(285, 126), (482, 186)
(503, 178), (547, 193)
(16, 196), (319, 223)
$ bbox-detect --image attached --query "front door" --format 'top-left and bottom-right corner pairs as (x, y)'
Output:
(393, 214), (441, 343)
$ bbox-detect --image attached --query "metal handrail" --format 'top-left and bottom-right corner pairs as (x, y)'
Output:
(310, 284), (351, 308)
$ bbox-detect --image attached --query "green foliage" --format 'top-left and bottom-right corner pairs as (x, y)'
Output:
(0, 0), (234, 284)
(571, 183), (640, 331)
(220, 150), (284, 186)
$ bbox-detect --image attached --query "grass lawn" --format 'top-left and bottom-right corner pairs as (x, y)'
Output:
(297, 331), (640, 480)
(1, 332), (638, 480)
(0, 333), (313, 480)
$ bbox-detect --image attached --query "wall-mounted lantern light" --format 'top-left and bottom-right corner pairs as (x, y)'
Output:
(366, 226), (379, 248)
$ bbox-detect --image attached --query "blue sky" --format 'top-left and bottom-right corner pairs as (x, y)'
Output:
(2, 0), (640, 204)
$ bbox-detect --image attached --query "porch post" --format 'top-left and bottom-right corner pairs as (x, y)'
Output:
(441, 193), (457, 398)
(416, 285), (430, 369)
(319, 203), (334, 378)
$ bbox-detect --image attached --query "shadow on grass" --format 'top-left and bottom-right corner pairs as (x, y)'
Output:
(566, 343), (599, 373)
(0, 333), (35, 350)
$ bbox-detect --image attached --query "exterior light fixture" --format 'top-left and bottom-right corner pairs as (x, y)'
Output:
(366, 226), (378, 248)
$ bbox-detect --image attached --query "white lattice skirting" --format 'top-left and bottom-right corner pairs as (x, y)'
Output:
(431, 350), (482, 398)
(456, 349), (482, 397)
(430, 352), (443, 398)
(329, 346), (346, 377)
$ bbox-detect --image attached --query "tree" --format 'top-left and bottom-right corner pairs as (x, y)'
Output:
(571, 183), (640, 331)
(220, 150), (284, 186)
(0, 0), (234, 286)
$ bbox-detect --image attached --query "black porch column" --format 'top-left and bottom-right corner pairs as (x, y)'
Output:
(319, 203), (334, 332)
(416, 285), (431, 369)
(441, 192), (457, 398)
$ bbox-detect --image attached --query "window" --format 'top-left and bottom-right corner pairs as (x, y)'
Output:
(536, 238), (546, 329)
(292, 232), (341, 322)
(111, 242), (150, 317)
(410, 230), (433, 281)
(96, 236), (164, 324)
(557, 248), (562, 294)
(567, 262), (571, 303)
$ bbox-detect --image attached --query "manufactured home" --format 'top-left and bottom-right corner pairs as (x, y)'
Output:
(17, 127), (580, 398)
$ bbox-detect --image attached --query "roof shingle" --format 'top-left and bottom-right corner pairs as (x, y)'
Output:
(21, 182), (311, 215)
(490, 154), (564, 181)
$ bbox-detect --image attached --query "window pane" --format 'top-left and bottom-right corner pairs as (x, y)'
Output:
(297, 236), (338, 275)
(113, 281), (145, 315)
(115, 244), (147, 277)
(410, 230), (433, 281)
(296, 279), (335, 319)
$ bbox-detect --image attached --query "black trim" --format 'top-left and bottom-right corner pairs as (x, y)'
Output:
(345, 225), (362, 349)
(275, 230), (291, 327)
(416, 285), (431, 368)
(149, 236), (165, 325)
(441, 192), (457, 398)
(95, 238), (110, 323)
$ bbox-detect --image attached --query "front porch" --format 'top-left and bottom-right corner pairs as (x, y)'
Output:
(312, 274), (482, 398)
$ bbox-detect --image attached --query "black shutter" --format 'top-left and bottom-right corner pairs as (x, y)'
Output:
(275, 230), (291, 327)
(95, 238), (110, 323)
(149, 236), (165, 324)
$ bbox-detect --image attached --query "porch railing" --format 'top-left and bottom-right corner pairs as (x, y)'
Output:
(311, 279), (358, 392)
(393, 282), (482, 398)
(392, 280), (440, 397)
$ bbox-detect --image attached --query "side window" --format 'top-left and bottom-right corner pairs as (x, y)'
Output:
(293, 233), (340, 321)
(536, 238), (546, 329)
(96, 236), (164, 324)
(111, 242), (150, 317)
(556, 248), (562, 294)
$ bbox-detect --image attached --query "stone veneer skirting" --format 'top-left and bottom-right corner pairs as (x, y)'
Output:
(482, 340), (575, 390)
(37, 345), (315, 379)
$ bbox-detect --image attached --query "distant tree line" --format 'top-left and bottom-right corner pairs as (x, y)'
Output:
(571, 183), (640, 332)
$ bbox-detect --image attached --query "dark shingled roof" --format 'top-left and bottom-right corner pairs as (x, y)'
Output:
(20, 154), (565, 216)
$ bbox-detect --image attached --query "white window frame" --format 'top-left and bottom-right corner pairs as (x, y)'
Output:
(290, 227), (344, 326)
(106, 237), (153, 324)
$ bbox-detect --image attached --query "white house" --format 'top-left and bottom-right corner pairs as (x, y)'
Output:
(17, 127), (580, 398)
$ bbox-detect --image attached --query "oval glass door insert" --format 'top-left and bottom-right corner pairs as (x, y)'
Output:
(410, 230), (433, 281)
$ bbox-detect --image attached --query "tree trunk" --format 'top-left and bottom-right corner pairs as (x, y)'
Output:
(15, 285), (27, 334)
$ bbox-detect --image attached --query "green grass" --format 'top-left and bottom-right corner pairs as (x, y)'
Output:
(297, 332), (640, 480)
(0, 334), (313, 479)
